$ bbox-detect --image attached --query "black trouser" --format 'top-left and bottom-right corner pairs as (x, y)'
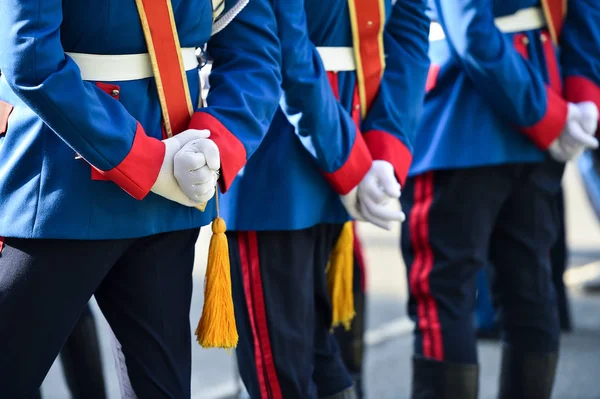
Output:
(0, 229), (199, 398)
(228, 225), (353, 399)
(401, 162), (562, 364)
(334, 224), (367, 398)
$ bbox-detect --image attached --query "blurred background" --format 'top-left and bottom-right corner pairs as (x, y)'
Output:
(40, 162), (600, 399)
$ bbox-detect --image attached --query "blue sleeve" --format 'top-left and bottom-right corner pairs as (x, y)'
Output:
(561, 0), (600, 130)
(0, 0), (164, 200)
(362, 0), (430, 184)
(275, 0), (372, 195)
(193, 0), (283, 192)
(433, 0), (568, 149)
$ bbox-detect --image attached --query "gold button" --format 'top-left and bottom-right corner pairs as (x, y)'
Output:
(522, 36), (530, 45)
(355, 104), (360, 110)
(367, 21), (373, 26)
(111, 89), (120, 97)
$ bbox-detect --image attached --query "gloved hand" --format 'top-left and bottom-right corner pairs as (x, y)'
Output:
(151, 129), (220, 207)
(340, 160), (406, 230)
(549, 102), (599, 163)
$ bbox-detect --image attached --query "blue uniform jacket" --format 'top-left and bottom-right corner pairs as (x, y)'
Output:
(0, 0), (282, 239)
(410, 0), (600, 176)
(221, 0), (430, 231)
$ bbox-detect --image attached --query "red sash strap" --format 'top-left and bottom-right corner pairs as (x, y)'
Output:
(347, 0), (386, 118)
(135, 0), (194, 138)
(541, 0), (567, 44)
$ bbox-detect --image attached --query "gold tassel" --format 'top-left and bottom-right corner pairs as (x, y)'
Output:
(327, 221), (356, 330)
(196, 191), (239, 349)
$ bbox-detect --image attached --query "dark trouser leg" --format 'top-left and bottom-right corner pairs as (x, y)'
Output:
(490, 161), (562, 399)
(474, 266), (499, 337)
(550, 188), (571, 332)
(313, 225), (356, 399)
(59, 303), (107, 399)
(0, 238), (130, 397)
(334, 224), (367, 398)
(94, 228), (200, 399)
(229, 226), (352, 399)
(401, 167), (513, 399)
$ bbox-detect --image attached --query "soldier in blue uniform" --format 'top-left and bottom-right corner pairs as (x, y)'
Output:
(220, 0), (430, 398)
(0, 0), (283, 396)
(401, 0), (600, 397)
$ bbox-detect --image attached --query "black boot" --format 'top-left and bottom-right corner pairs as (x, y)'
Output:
(411, 356), (478, 399)
(60, 305), (107, 399)
(498, 347), (558, 399)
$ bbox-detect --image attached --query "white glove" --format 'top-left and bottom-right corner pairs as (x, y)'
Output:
(173, 136), (220, 204)
(549, 102), (599, 163)
(340, 160), (406, 230)
(150, 129), (219, 207)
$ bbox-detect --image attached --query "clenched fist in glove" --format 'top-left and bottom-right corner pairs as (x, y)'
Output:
(151, 129), (220, 207)
(548, 102), (599, 162)
(341, 160), (406, 230)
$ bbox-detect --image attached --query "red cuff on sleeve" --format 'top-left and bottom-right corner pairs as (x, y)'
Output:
(189, 111), (247, 193)
(363, 130), (413, 185)
(564, 76), (600, 135)
(322, 133), (373, 195)
(93, 123), (165, 200)
(520, 87), (568, 150)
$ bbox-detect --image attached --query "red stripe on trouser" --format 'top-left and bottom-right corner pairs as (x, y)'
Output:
(408, 173), (444, 360)
(238, 232), (282, 399)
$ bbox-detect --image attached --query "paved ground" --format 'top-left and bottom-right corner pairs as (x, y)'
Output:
(40, 164), (600, 398)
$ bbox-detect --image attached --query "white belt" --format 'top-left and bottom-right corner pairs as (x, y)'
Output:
(316, 47), (356, 72)
(429, 7), (546, 41)
(66, 48), (199, 81)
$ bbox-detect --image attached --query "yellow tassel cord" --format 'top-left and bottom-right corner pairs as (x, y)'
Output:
(327, 221), (356, 330)
(196, 191), (239, 349)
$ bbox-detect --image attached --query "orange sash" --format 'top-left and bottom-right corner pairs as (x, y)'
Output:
(134, 0), (194, 138)
(347, 0), (386, 118)
(541, 0), (567, 44)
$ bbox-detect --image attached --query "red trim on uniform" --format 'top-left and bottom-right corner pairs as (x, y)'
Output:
(138, 0), (192, 136)
(352, 222), (367, 293)
(0, 237), (4, 255)
(189, 112), (247, 193)
(541, 31), (562, 94)
(239, 232), (283, 399)
(425, 65), (440, 93)
(408, 173), (443, 360)
(322, 135), (373, 195)
(363, 130), (413, 185)
(353, 0), (385, 114)
(564, 75), (600, 136)
(327, 72), (340, 100)
(95, 82), (121, 101)
(521, 87), (569, 150)
(0, 100), (14, 135)
(351, 83), (361, 126)
(513, 33), (529, 60)
(93, 123), (165, 200)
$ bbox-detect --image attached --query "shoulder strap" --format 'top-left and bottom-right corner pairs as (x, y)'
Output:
(347, 0), (386, 118)
(135, 0), (194, 138)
